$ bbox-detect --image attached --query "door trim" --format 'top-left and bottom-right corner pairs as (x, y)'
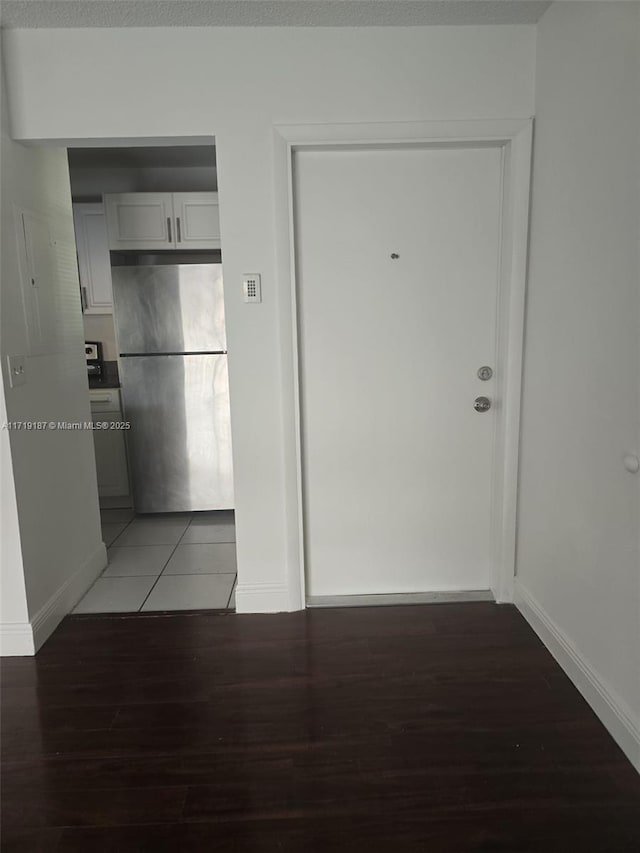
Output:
(273, 119), (533, 610)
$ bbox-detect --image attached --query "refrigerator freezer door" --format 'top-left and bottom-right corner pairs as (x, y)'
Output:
(120, 354), (234, 512)
(112, 264), (226, 354)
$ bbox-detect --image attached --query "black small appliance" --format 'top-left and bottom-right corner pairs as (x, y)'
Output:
(85, 341), (104, 382)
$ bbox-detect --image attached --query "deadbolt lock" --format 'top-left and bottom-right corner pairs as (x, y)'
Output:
(474, 396), (491, 413)
(477, 366), (493, 381)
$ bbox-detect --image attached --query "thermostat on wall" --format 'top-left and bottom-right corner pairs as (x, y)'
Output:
(242, 274), (262, 304)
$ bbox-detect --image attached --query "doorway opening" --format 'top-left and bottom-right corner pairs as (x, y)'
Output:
(68, 142), (237, 614)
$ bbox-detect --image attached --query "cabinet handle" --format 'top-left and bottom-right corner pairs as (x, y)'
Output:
(82, 287), (88, 310)
(167, 216), (172, 244)
(176, 217), (182, 243)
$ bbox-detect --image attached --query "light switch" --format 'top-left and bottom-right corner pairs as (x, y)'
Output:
(7, 355), (26, 388)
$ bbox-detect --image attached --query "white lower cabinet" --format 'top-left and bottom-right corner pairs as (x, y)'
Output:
(90, 390), (130, 498)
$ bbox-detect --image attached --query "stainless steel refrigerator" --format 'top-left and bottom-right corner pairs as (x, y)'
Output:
(111, 264), (234, 513)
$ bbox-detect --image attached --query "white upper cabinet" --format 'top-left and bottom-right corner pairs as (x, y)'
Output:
(104, 192), (220, 251)
(73, 203), (114, 314)
(104, 193), (173, 251)
(172, 193), (221, 250)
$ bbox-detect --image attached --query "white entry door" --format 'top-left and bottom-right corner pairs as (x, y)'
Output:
(294, 145), (504, 598)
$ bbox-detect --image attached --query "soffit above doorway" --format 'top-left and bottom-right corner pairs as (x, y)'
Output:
(67, 146), (216, 170)
(0, 1), (552, 29)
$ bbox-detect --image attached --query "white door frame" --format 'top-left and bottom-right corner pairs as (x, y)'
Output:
(273, 119), (533, 611)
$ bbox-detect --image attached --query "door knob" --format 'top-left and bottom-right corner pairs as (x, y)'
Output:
(474, 396), (491, 413)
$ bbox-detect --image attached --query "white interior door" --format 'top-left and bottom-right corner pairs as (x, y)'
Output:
(294, 145), (503, 598)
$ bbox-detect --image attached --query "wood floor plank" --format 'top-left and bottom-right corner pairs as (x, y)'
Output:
(1, 603), (639, 852)
(51, 808), (640, 853)
(0, 827), (62, 853)
(1, 785), (187, 829)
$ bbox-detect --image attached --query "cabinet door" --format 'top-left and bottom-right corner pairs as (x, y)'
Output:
(92, 415), (130, 498)
(172, 192), (221, 249)
(73, 203), (113, 314)
(104, 193), (174, 250)
(89, 388), (121, 413)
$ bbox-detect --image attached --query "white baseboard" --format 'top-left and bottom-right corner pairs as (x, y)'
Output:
(0, 621), (35, 656)
(235, 582), (291, 614)
(0, 541), (107, 657)
(30, 540), (107, 653)
(515, 580), (640, 773)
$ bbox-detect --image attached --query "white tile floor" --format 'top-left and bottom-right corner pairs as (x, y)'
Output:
(74, 509), (237, 614)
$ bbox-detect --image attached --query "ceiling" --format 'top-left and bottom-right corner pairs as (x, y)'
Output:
(67, 146), (216, 170)
(0, 1), (552, 29)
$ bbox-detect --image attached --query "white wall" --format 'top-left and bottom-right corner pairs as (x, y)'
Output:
(0, 377), (31, 654)
(0, 58), (106, 653)
(69, 165), (216, 200)
(1, 25), (536, 613)
(0, 60), (30, 654)
(517, 2), (640, 769)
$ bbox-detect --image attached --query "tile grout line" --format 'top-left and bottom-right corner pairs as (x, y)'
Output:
(137, 516), (196, 612)
(95, 512), (237, 613)
(73, 511), (134, 613)
(105, 511), (136, 547)
(225, 575), (237, 609)
(74, 510), (137, 612)
(102, 545), (236, 578)
(102, 513), (172, 582)
(142, 513), (236, 611)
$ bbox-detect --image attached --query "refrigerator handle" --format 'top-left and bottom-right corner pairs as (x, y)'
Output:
(176, 217), (182, 243)
(167, 217), (172, 244)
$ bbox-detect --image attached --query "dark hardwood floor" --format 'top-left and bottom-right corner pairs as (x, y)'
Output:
(2, 603), (639, 852)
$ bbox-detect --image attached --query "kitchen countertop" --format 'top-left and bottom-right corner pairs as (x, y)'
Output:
(89, 378), (120, 389)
